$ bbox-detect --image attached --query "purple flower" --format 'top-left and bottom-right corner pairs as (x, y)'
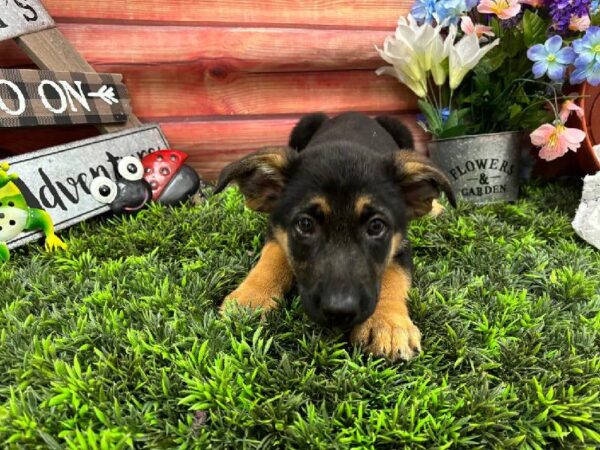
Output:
(527, 35), (576, 81)
(548, 0), (591, 33)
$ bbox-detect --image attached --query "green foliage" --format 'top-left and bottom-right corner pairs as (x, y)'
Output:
(522, 10), (548, 47)
(451, 12), (556, 136)
(418, 100), (468, 139)
(1, 183), (600, 448)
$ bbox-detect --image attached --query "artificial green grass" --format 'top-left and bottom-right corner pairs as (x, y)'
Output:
(1, 181), (599, 449)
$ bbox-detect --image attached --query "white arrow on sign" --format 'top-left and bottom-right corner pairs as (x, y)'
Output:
(88, 85), (119, 105)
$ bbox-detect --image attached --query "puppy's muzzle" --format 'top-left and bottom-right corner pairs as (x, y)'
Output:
(320, 293), (362, 327)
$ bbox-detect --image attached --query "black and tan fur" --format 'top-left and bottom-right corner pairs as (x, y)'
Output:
(215, 112), (455, 361)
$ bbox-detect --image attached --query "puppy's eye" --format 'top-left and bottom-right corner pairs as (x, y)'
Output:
(367, 217), (387, 238)
(295, 215), (316, 236)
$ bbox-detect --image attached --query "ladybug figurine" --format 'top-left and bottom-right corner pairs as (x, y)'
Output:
(142, 150), (201, 206)
(90, 150), (201, 214)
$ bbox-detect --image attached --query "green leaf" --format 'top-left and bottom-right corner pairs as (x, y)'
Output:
(94, 407), (109, 426)
(509, 104), (522, 119)
(437, 125), (467, 139)
(48, 392), (70, 407)
(476, 50), (506, 76)
(523, 10), (548, 47)
(489, 17), (503, 37)
(584, 428), (600, 443)
(418, 100), (444, 135)
(504, 28), (525, 58)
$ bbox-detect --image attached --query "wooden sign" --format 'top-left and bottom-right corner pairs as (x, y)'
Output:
(0, 68), (130, 127)
(0, 0), (55, 42)
(4, 125), (169, 249)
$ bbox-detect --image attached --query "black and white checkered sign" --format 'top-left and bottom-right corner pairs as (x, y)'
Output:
(0, 68), (131, 127)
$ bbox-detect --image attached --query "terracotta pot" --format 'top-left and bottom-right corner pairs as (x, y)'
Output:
(572, 82), (600, 175)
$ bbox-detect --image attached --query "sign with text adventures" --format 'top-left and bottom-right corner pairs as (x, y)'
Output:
(5, 125), (169, 249)
(0, 69), (131, 127)
(0, 0), (55, 41)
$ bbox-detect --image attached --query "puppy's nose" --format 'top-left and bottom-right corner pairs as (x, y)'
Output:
(321, 295), (360, 327)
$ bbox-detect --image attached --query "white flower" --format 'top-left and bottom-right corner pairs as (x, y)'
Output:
(448, 33), (500, 90)
(376, 38), (428, 98)
(430, 25), (456, 86)
(395, 15), (440, 72)
(375, 14), (449, 98)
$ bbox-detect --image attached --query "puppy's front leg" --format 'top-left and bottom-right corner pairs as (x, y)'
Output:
(221, 240), (294, 314)
(350, 265), (422, 361)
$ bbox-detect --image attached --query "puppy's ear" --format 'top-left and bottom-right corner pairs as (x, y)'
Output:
(289, 112), (329, 151)
(376, 116), (414, 150)
(215, 147), (296, 213)
(395, 150), (456, 219)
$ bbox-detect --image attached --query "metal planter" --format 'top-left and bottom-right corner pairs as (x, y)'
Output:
(428, 131), (521, 205)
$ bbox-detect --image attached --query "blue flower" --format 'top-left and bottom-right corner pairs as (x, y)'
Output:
(417, 108), (451, 127)
(571, 60), (600, 85)
(440, 108), (451, 123)
(527, 35), (575, 81)
(435, 0), (469, 24)
(411, 0), (438, 23)
(592, 0), (600, 12)
(572, 26), (600, 66)
(570, 27), (600, 85)
(411, 0), (476, 25)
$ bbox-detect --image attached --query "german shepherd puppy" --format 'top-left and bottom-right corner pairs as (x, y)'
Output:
(215, 112), (455, 361)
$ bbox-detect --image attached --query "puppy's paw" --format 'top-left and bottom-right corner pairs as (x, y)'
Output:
(429, 199), (445, 218)
(220, 283), (280, 316)
(350, 314), (422, 361)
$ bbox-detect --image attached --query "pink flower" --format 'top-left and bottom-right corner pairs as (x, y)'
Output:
(530, 122), (586, 161)
(478, 0), (522, 20)
(559, 99), (585, 122)
(460, 16), (495, 41)
(519, 0), (544, 7)
(569, 15), (591, 32)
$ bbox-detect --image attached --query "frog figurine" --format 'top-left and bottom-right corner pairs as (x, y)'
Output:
(0, 162), (67, 262)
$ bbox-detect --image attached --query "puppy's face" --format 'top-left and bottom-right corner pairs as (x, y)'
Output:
(216, 117), (455, 329)
(272, 187), (404, 328)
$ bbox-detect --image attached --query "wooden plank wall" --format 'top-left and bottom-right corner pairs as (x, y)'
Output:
(0, 0), (425, 181)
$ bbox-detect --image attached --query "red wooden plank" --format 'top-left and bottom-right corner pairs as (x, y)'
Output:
(0, 115), (427, 181)
(41, 0), (410, 28)
(0, 24), (389, 73)
(114, 67), (416, 119)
